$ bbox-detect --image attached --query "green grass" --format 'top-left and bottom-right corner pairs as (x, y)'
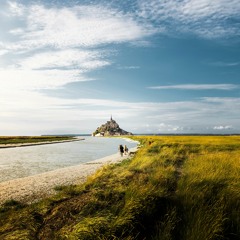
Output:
(0, 136), (239, 239)
(0, 136), (76, 145)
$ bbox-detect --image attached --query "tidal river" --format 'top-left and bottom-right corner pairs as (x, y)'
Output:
(0, 136), (137, 183)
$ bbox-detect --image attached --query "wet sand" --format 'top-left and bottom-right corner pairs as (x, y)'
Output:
(0, 147), (137, 206)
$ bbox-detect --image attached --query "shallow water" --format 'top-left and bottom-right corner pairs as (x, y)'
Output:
(0, 136), (137, 183)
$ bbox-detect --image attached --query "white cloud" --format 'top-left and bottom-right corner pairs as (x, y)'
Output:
(179, 0), (240, 19)
(202, 97), (240, 104)
(213, 125), (233, 130)
(0, 0), (156, 122)
(0, 50), (8, 56)
(5, 4), (154, 51)
(0, 68), (89, 90)
(148, 84), (238, 90)
(8, 28), (24, 35)
(157, 123), (184, 132)
(8, 1), (25, 16)
(137, 0), (240, 38)
(0, 1), (154, 95)
(209, 61), (240, 67)
(117, 65), (140, 70)
(20, 49), (110, 71)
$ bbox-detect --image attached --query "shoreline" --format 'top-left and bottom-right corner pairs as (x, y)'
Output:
(0, 138), (84, 149)
(0, 147), (138, 206)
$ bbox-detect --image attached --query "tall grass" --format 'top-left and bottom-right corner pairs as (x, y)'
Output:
(0, 136), (239, 239)
(177, 149), (240, 240)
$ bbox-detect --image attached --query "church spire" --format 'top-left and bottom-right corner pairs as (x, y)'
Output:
(110, 115), (113, 121)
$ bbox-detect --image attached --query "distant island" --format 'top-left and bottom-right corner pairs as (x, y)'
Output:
(92, 116), (133, 137)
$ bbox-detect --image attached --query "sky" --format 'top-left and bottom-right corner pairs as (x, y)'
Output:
(0, 0), (239, 135)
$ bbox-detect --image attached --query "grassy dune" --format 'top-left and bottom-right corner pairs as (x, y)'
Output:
(0, 136), (239, 239)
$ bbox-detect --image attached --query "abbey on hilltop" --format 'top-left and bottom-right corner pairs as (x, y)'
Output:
(92, 116), (133, 137)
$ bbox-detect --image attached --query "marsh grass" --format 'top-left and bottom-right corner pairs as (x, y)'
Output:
(0, 136), (239, 239)
(177, 148), (240, 240)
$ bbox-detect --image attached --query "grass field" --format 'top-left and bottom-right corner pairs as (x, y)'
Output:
(0, 136), (239, 239)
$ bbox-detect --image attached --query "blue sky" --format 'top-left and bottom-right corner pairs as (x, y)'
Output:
(0, 0), (239, 135)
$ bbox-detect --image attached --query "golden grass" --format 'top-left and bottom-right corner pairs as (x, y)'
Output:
(0, 136), (239, 239)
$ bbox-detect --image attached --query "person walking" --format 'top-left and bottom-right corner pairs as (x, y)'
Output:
(119, 144), (124, 157)
(124, 145), (128, 155)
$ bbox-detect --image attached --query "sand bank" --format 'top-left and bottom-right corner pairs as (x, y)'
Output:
(0, 138), (84, 149)
(0, 147), (137, 206)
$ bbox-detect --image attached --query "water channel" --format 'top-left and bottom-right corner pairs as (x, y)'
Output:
(0, 136), (137, 183)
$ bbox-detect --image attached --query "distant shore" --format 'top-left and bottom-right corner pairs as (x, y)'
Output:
(0, 147), (138, 206)
(0, 138), (84, 149)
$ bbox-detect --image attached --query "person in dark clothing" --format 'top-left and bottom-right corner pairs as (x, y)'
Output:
(124, 145), (128, 155)
(119, 144), (124, 157)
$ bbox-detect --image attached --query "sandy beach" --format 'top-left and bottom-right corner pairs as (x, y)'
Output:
(0, 147), (137, 206)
